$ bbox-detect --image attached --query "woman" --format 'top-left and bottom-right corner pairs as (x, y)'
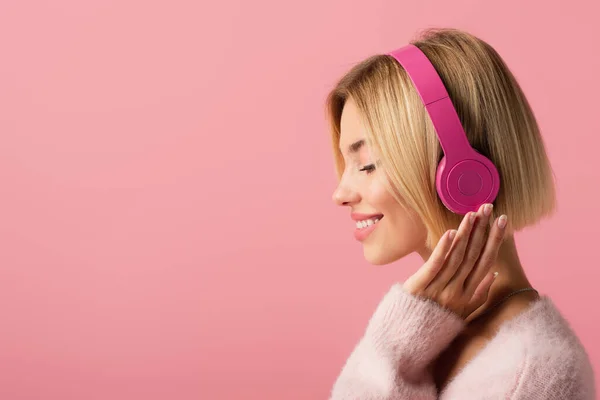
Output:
(325, 28), (595, 399)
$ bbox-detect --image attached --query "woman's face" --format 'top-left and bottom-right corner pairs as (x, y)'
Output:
(332, 97), (428, 265)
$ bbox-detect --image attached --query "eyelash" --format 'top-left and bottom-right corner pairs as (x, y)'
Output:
(359, 164), (376, 174)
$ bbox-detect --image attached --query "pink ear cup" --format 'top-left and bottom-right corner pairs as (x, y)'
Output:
(436, 151), (500, 214)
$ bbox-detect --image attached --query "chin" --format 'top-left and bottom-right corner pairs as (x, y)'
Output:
(363, 243), (411, 265)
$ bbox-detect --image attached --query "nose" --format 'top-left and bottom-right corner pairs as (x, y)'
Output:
(332, 183), (360, 206)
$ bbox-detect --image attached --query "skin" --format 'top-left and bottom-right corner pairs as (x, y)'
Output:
(332, 97), (541, 392)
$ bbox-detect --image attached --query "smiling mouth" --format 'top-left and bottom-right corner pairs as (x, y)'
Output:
(355, 214), (384, 229)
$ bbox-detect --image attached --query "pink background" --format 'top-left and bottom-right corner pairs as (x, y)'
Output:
(1, 0), (598, 399)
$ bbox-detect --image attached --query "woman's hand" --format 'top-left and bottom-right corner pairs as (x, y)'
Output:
(403, 203), (508, 320)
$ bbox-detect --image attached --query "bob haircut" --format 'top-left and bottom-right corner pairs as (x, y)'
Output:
(325, 28), (556, 249)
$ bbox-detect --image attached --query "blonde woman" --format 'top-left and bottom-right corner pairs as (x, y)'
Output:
(326, 28), (595, 399)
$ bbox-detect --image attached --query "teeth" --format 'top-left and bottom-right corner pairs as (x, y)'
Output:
(356, 218), (380, 229)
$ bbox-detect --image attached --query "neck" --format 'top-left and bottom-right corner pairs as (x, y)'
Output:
(465, 235), (538, 323)
(418, 234), (537, 324)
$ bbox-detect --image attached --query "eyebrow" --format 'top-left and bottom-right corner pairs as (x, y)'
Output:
(346, 139), (365, 155)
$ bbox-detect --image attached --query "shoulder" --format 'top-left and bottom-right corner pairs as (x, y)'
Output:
(497, 296), (596, 399)
(438, 295), (596, 399)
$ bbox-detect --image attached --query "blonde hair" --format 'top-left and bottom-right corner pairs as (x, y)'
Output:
(325, 28), (556, 249)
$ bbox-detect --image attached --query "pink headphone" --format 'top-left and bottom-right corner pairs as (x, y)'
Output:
(387, 44), (500, 215)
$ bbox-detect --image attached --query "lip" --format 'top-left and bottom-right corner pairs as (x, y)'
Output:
(351, 212), (384, 221)
(352, 213), (384, 242)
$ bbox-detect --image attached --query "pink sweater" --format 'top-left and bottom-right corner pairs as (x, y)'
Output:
(330, 283), (596, 399)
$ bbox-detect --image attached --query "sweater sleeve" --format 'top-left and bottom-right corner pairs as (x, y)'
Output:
(330, 283), (467, 400)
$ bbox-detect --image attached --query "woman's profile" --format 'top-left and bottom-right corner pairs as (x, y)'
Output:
(325, 28), (595, 399)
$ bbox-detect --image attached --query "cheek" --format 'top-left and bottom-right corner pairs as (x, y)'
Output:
(365, 179), (395, 211)
(367, 181), (427, 248)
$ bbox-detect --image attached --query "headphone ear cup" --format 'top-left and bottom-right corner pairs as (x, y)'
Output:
(436, 154), (500, 215)
(435, 156), (454, 212)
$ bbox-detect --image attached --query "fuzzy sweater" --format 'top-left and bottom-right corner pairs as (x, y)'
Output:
(330, 283), (596, 399)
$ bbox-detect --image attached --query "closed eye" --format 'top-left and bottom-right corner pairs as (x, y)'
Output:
(359, 164), (376, 174)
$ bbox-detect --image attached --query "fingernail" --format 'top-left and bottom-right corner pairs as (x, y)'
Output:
(469, 212), (476, 224)
(498, 215), (507, 229)
(484, 203), (493, 216)
(493, 271), (499, 279)
(449, 230), (457, 240)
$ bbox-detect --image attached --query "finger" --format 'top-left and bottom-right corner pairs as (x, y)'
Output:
(465, 270), (498, 316)
(414, 229), (457, 290)
(450, 203), (494, 285)
(433, 211), (477, 289)
(463, 215), (507, 298)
